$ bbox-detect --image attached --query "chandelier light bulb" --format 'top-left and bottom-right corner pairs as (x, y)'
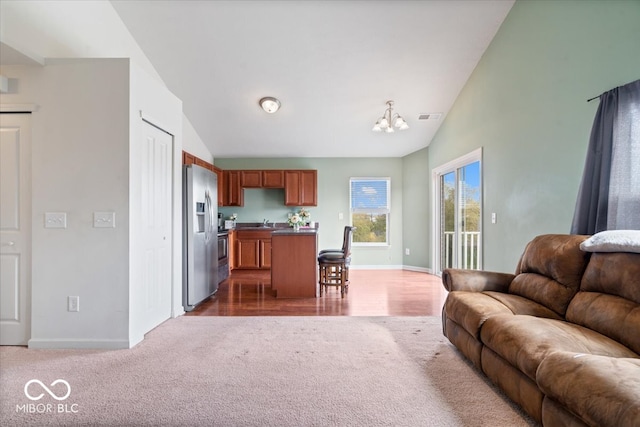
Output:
(372, 100), (409, 133)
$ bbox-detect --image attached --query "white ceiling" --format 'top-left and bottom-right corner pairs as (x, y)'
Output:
(2, 1), (514, 158)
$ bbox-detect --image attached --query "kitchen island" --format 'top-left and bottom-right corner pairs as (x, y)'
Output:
(271, 228), (318, 298)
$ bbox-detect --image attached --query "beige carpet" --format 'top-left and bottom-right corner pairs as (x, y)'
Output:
(1, 316), (536, 426)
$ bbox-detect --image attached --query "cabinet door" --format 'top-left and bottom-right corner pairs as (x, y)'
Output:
(299, 170), (317, 206)
(228, 230), (236, 270)
(262, 170), (284, 188)
(284, 170), (317, 206)
(195, 157), (209, 169)
(260, 239), (272, 269)
(212, 166), (224, 207)
(236, 238), (260, 269)
(284, 171), (301, 206)
(223, 170), (243, 206)
(183, 151), (195, 165)
(241, 170), (262, 188)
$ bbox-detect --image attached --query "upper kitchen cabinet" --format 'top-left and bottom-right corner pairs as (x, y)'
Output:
(240, 170), (262, 188)
(183, 151), (196, 166)
(212, 166), (223, 206)
(262, 170), (285, 188)
(284, 170), (317, 206)
(223, 170), (243, 206)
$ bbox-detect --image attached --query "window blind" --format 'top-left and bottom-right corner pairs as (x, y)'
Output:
(350, 178), (390, 213)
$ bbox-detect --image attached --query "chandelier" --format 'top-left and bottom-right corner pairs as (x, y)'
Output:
(372, 100), (409, 133)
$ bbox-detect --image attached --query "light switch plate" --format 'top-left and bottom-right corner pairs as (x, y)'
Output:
(94, 211), (116, 228)
(45, 212), (67, 229)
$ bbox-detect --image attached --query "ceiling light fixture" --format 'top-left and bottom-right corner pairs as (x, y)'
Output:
(259, 96), (281, 113)
(372, 100), (409, 133)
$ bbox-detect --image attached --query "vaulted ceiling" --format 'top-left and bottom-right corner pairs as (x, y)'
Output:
(110, 1), (514, 158)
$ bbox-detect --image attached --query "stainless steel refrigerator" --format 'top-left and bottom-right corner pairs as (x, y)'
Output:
(183, 164), (218, 311)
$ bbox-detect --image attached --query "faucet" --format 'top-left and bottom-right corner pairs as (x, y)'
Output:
(263, 219), (269, 227)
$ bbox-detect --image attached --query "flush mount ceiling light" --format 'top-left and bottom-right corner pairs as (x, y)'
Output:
(259, 96), (281, 113)
(372, 100), (409, 133)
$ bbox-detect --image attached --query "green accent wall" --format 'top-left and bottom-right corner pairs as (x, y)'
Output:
(424, 0), (640, 272)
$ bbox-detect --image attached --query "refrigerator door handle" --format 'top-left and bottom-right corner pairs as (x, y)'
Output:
(205, 189), (215, 243)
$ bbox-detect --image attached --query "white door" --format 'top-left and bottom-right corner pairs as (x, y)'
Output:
(140, 120), (172, 333)
(0, 114), (31, 345)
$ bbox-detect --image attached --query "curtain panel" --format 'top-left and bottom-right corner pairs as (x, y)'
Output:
(571, 79), (640, 235)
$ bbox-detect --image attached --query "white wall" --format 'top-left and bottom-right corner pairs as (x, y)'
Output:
(1, 59), (183, 349)
(1, 60), (132, 348)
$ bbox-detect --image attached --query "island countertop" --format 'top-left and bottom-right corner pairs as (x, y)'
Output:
(271, 228), (318, 235)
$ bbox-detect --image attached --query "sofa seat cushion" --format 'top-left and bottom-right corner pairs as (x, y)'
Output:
(537, 352), (640, 427)
(444, 291), (561, 340)
(444, 291), (560, 340)
(480, 315), (638, 382)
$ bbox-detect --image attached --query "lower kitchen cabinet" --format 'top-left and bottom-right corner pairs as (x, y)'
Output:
(235, 230), (272, 270)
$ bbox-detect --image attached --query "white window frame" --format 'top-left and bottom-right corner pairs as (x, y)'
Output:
(349, 177), (391, 246)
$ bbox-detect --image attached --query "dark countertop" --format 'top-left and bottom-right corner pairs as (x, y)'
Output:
(271, 228), (318, 235)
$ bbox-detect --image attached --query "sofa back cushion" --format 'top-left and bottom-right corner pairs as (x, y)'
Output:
(509, 234), (590, 316)
(566, 252), (640, 354)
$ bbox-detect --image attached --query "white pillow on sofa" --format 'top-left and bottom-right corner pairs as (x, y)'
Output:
(580, 230), (640, 253)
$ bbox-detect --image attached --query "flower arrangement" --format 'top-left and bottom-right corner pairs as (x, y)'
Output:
(229, 213), (238, 221)
(287, 209), (310, 229)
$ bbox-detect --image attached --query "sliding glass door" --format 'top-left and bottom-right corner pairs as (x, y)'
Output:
(433, 149), (482, 274)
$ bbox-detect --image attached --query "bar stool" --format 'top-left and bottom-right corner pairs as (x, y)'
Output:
(318, 226), (355, 298)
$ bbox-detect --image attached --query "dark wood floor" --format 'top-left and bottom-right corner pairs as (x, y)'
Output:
(186, 269), (448, 316)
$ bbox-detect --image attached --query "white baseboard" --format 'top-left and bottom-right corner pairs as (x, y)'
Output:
(350, 265), (404, 270)
(28, 338), (132, 350)
(403, 265), (433, 274)
(349, 265), (433, 274)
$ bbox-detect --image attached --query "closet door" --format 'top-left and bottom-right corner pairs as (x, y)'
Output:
(0, 113), (32, 345)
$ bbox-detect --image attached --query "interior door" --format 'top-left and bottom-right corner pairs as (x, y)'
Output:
(433, 149), (482, 275)
(140, 120), (172, 333)
(0, 114), (31, 345)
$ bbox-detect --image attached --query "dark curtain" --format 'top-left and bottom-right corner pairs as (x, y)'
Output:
(571, 79), (640, 234)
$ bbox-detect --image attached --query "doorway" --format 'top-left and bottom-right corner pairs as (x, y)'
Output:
(432, 148), (482, 275)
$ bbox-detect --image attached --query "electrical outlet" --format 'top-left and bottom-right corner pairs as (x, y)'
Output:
(491, 212), (497, 224)
(405, 248), (410, 255)
(68, 296), (79, 312)
(338, 212), (344, 220)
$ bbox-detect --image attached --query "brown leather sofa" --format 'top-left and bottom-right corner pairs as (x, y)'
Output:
(441, 233), (640, 427)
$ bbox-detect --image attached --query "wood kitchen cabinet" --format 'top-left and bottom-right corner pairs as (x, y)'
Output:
(240, 170), (262, 188)
(271, 230), (318, 298)
(183, 151), (196, 166)
(223, 170), (243, 206)
(262, 170), (285, 188)
(284, 170), (317, 206)
(228, 229), (236, 271)
(212, 165), (223, 206)
(235, 230), (272, 270)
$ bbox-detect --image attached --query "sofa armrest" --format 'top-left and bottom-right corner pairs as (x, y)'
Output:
(442, 269), (515, 293)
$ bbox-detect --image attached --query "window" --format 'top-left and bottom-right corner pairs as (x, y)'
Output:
(350, 178), (390, 245)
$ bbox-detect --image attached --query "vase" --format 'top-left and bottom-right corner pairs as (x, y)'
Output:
(293, 224), (300, 231)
